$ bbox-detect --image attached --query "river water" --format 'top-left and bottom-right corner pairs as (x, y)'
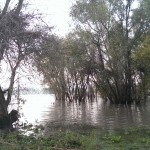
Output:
(10, 94), (150, 131)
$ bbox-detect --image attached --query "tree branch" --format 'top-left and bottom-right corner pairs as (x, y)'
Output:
(1, 0), (11, 16)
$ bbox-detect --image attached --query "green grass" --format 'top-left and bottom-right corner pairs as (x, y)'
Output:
(0, 126), (150, 149)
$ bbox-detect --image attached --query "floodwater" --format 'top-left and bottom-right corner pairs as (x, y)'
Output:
(10, 94), (150, 131)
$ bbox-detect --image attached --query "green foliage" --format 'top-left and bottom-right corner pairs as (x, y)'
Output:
(132, 33), (150, 99)
(102, 134), (121, 143)
(1, 127), (150, 150)
(69, 0), (150, 103)
(34, 0), (150, 104)
(133, 34), (150, 75)
(110, 135), (121, 143)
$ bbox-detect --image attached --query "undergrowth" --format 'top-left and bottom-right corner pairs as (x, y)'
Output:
(0, 126), (150, 150)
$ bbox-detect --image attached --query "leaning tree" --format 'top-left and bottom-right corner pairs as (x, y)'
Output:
(0, 0), (45, 129)
(0, 0), (24, 127)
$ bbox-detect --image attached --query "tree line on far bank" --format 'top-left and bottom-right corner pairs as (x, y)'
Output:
(0, 0), (149, 129)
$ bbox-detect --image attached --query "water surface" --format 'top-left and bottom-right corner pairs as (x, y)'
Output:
(12, 94), (150, 131)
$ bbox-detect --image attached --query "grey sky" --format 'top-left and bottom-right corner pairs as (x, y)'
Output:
(30, 0), (74, 36)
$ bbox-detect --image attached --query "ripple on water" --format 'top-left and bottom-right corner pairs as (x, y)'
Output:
(9, 94), (150, 131)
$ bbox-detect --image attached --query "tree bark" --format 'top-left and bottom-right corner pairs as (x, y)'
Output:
(0, 87), (8, 117)
(1, 0), (11, 16)
(14, 0), (24, 16)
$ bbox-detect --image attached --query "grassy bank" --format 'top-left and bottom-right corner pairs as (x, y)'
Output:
(0, 126), (150, 150)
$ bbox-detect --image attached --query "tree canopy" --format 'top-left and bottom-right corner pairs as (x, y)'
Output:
(36, 0), (150, 104)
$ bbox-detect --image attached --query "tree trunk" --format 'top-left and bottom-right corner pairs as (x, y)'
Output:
(1, 0), (11, 16)
(0, 87), (8, 117)
(14, 0), (24, 16)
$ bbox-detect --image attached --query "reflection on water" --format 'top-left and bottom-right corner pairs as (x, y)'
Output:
(19, 94), (55, 124)
(16, 94), (150, 130)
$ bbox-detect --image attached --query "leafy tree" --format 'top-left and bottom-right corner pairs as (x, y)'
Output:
(35, 30), (97, 102)
(34, 0), (150, 104)
(133, 33), (150, 100)
(34, 35), (66, 100)
(0, 0), (25, 121)
(0, 0), (45, 128)
(62, 32), (92, 102)
(70, 0), (150, 104)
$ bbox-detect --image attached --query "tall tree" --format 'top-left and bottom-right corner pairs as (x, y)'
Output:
(0, 0), (25, 119)
(35, 31), (96, 102)
(0, 0), (44, 128)
(34, 35), (64, 100)
(70, 0), (150, 104)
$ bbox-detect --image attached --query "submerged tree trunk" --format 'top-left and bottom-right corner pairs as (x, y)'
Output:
(0, 86), (19, 129)
(0, 87), (15, 129)
(0, 110), (18, 129)
(0, 87), (8, 117)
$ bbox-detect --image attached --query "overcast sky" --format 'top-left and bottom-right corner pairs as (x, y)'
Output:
(30, 0), (74, 36)
(0, 0), (74, 36)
